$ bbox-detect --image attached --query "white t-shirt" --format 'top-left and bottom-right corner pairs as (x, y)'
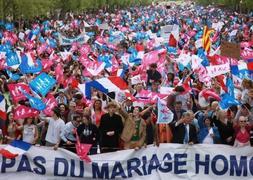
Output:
(23, 124), (36, 144)
(203, 128), (214, 144)
(45, 118), (65, 144)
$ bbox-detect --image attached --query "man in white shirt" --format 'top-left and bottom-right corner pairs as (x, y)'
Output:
(40, 107), (65, 150)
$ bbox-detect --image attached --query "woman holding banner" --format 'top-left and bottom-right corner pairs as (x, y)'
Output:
(119, 104), (147, 150)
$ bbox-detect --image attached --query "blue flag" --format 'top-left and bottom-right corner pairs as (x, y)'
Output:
(98, 55), (112, 68)
(19, 54), (42, 74)
(29, 73), (56, 97)
(6, 51), (20, 67)
(219, 93), (240, 110)
(19, 88), (46, 111)
(6, 69), (20, 81)
(226, 77), (235, 98)
(197, 48), (210, 67)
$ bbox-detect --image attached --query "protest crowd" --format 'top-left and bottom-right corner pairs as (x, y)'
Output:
(0, 1), (253, 157)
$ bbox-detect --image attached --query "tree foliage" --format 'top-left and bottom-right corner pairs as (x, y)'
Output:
(0, 0), (154, 20)
(196, 0), (253, 13)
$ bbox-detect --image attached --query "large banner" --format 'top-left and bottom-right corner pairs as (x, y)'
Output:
(0, 143), (253, 180)
(58, 33), (90, 46)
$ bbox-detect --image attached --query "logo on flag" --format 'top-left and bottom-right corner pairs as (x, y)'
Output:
(8, 83), (31, 103)
(157, 98), (174, 124)
(13, 105), (39, 120)
(29, 73), (56, 97)
(42, 93), (58, 116)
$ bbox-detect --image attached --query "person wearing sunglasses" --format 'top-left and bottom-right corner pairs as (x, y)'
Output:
(234, 116), (251, 147)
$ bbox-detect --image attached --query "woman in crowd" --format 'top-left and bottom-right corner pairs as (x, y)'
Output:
(198, 117), (220, 144)
(213, 110), (235, 145)
(77, 114), (99, 155)
(58, 103), (69, 123)
(119, 104), (147, 150)
(5, 112), (22, 144)
(20, 117), (39, 144)
(241, 79), (253, 105)
(91, 99), (104, 127)
(234, 116), (251, 147)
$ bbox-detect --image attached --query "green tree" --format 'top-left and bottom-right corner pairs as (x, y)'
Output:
(0, 0), (155, 21)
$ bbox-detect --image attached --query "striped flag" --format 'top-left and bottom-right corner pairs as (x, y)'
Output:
(83, 77), (128, 99)
(0, 140), (31, 159)
(246, 59), (253, 75)
(0, 94), (6, 120)
(202, 26), (214, 53)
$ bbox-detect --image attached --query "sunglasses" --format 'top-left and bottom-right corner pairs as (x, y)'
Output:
(240, 121), (247, 123)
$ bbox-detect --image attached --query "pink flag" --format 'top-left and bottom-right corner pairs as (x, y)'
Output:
(79, 55), (90, 67)
(37, 43), (47, 55)
(42, 93), (58, 116)
(146, 39), (155, 50)
(0, 58), (6, 70)
(80, 44), (91, 55)
(13, 105), (39, 120)
(137, 90), (168, 103)
(198, 89), (221, 107)
(142, 51), (159, 66)
(209, 54), (238, 66)
(24, 40), (35, 50)
(110, 56), (119, 73)
(107, 43), (117, 50)
(240, 41), (253, 48)
(8, 83), (31, 103)
(75, 130), (91, 163)
(241, 50), (253, 60)
(142, 49), (166, 67)
(86, 62), (106, 76)
(55, 63), (64, 84)
(70, 42), (80, 52)
(196, 67), (211, 83)
(202, 89), (221, 101)
(41, 58), (54, 72)
(131, 64), (147, 82)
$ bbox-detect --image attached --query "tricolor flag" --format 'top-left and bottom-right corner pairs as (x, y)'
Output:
(246, 59), (253, 76)
(84, 77), (128, 99)
(0, 140), (31, 159)
(0, 94), (6, 120)
(202, 26), (214, 53)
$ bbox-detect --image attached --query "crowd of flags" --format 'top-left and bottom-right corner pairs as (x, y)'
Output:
(0, 3), (252, 161)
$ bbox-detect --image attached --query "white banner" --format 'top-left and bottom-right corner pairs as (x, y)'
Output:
(58, 33), (90, 46)
(160, 24), (179, 41)
(206, 63), (230, 78)
(0, 144), (252, 179)
(160, 25), (173, 40)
